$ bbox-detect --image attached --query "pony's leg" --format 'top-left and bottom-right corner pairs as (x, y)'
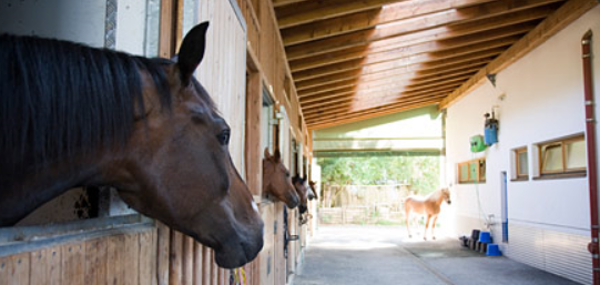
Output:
(405, 208), (412, 238)
(431, 215), (439, 240)
(424, 215), (432, 240)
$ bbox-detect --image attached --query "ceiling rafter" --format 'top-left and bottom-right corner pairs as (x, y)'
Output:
(275, 0), (400, 29)
(306, 100), (443, 127)
(285, 5), (556, 60)
(270, 0), (578, 129)
(291, 26), (528, 73)
(305, 95), (449, 121)
(295, 60), (488, 91)
(298, 67), (480, 98)
(301, 80), (463, 110)
(282, 0), (561, 46)
(273, 0), (312, 8)
(293, 48), (503, 82)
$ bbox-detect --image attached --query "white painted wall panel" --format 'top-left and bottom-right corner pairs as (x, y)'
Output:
(446, 6), (600, 284)
(0, 0), (106, 47)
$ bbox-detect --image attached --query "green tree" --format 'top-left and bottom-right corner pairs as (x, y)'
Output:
(317, 156), (440, 194)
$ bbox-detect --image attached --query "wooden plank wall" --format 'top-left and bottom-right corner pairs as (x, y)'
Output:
(235, 1), (313, 284)
(0, 227), (157, 285)
(236, 0), (308, 142)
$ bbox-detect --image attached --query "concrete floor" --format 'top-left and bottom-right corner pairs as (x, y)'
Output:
(293, 225), (581, 285)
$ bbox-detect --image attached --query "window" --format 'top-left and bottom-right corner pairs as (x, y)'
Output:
(536, 134), (586, 178)
(512, 147), (528, 181)
(458, 158), (486, 183)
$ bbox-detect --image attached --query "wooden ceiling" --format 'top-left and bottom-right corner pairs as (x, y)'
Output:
(271, 0), (595, 129)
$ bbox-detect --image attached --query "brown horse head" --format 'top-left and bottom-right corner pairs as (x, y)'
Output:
(263, 148), (299, 208)
(308, 180), (318, 200)
(292, 174), (310, 214)
(0, 22), (263, 269)
(119, 22), (264, 268)
(440, 188), (451, 205)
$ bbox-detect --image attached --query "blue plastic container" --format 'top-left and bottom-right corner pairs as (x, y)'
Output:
(479, 231), (492, 243)
(486, 244), (502, 256)
(484, 124), (498, 145)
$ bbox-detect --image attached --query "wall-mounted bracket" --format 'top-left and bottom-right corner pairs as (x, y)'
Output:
(486, 74), (497, 87)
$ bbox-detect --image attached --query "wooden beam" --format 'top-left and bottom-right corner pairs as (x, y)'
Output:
(306, 97), (443, 122)
(285, 5), (556, 60)
(307, 101), (442, 129)
(296, 60), (488, 91)
(302, 83), (461, 111)
(439, 0), (598, 109)
(293, 47), (503, 82)
(303, 90), (453, 118)
(295, 38), (513, 91)
(273, 0), (312, 8)
(275, 0), (398, 29)
(298, 67), (479, 97)
(304, 104), (430, 129)
(301, 75), (468, 106)
(282, 0), (562, 46)
(290, 27), (528, 72)
(159, 0), (179, 58)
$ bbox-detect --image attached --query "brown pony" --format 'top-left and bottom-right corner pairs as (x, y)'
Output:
(404, 188), (451, 240)
(0, 22), (263, 268)
(263, 148), (299, 208)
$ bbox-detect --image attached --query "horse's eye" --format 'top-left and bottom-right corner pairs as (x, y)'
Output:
(217, 130), (230, 145)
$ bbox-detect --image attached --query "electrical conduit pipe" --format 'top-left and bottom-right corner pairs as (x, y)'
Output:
(583, 30), (600, 285)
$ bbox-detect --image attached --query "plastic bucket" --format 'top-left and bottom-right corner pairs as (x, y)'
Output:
(486, 244), (502, 256)
(479, 231), (492, 243)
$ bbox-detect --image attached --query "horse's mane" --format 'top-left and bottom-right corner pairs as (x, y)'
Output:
(0, 34), (174, 173)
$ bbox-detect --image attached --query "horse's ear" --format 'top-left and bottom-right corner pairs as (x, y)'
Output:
(177, 22), (209, 86)
(273, 149), (281, 162)
(264, 148), (271, 160)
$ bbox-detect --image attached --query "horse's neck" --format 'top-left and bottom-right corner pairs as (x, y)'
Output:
(0, 159), (101, 226)
(427, 190), (444, 206)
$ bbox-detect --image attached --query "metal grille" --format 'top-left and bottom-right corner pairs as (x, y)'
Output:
(104, 0), (117, 49)
(506, 223), (592, 285)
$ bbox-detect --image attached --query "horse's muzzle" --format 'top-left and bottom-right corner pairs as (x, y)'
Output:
(299, 205), (308, 214)
(214, 223), (264, 268)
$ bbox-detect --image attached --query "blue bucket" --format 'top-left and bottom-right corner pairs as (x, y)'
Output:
(479, 231), (492, 243)
(486, 244), (502, 256)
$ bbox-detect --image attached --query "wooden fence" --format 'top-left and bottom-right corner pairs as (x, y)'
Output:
(319, 184), (411, 225)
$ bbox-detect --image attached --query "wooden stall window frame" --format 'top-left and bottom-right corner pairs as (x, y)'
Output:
(512, 146), (529, 182)
(534, 133), (586, 180)
(457, 157), (486, 184)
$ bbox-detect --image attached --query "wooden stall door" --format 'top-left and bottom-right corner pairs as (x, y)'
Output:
(158, 0), (249, 285)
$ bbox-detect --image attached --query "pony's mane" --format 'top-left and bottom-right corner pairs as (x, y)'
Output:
(0, 34), (173, 173)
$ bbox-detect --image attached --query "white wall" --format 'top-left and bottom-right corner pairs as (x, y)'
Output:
(445, 7), (600, 284)
(0, 0), (106, 47)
